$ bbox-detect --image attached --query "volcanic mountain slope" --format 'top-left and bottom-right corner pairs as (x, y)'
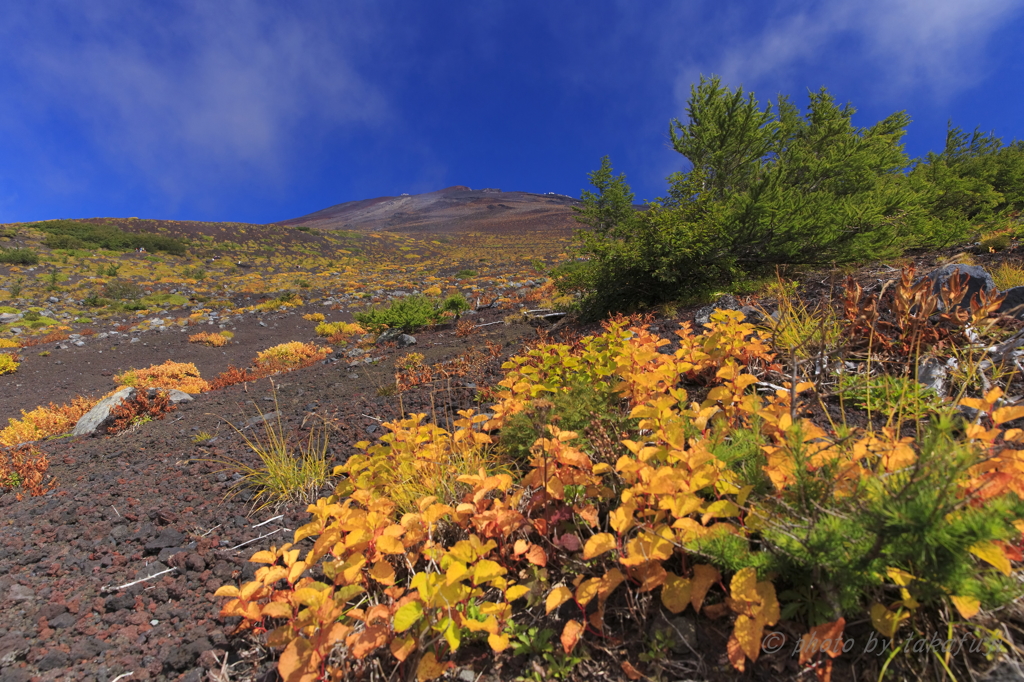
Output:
(277, 186), (580, 235)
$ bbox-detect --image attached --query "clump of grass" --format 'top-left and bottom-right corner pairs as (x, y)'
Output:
(455, 269), (477, 279)
(838, 373), (948, 422)
(993, 261), (1024, 290)
(759, 280), (842, 356)
(303, 312), (325, 323)
(216, 389), (334, 512)
(0, 339), (21, 349)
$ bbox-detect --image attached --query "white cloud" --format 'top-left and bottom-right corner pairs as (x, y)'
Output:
(671, 0), (1024, 112)
(0, 2), (390, 208)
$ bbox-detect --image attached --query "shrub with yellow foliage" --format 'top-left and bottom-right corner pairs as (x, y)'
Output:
(255, 342), (332, 370)
(115, 360), (210, 393)
(0, 396), (96, 447)
(188, 331), (229, 347)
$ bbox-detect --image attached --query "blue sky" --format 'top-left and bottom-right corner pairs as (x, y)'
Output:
(1, 0), (1023, 224)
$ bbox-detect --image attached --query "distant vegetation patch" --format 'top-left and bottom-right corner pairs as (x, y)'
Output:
(30, 220), (187, 256)
(0, 248), (39, 265)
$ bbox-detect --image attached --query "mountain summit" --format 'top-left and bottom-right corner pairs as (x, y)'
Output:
(277, 186), (579, 234)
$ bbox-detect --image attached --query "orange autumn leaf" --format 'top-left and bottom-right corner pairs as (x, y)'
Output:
(561, 619), (584, 653)
(691, 564), (720, 612)
(620, 660), (643, 680)
(799, 617), (845, 665)
(525, 544), (548, 567)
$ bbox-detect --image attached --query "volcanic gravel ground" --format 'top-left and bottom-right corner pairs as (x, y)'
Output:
(0, 310), (537, 682)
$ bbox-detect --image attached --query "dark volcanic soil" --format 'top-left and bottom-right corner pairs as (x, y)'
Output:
(0, 309), (539, 682)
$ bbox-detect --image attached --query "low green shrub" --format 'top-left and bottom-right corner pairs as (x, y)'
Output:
(0, 248), (39, 265)
(102, 280), (144, 301)
(29, 220), (187, 255)
(141, 293), (189, 307)
(455, 269), (477, 279)
(355, 293), (470, 332)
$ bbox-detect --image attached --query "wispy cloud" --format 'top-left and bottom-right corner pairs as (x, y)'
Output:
(0, 2), (390, 210)
(671, 0), (1024, 110)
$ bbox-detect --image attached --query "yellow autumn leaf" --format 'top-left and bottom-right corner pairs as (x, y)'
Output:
(377, 535), (405, 555)
(416, 652), (449, 681)
(505, 584), (530, 602)
(249, 550), (278, 564)
(471, 559), (507, 585)
(488, 632), (510, 652)
(214, 585), (239, 597)
(970, 541), (1013, 576)
(869, 603), (906, 638)
(951, 595), (981, 619)
(393, 601), (424, 633)
(583, 533), (616, 560)
(993, 405), (1024, 425)
(546, 586), (573, 614)
(733, 613), (763, 662)
(661, 573), (692, 614)
(370, 561), (396, 586)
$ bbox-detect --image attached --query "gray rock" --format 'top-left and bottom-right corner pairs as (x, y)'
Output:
(0, 667), (32, 682)
(0, 632), (28, 666)
(397, 334), (417, 348)
(145, 529), (186, 553)
(694, 295), (741, 326)
(73, 387), (136, 436)
(7, 585), (34, 602)
(925, 263), (995, 310)
(36, 648), (71, 671)
(144, 388), (193, 404)
(376, 328), (404, 345)
(917, 356), (948, 398)
(998, 286), (1024, 318)
(649, 610), (697, 654)
(0, 313), (20, 324)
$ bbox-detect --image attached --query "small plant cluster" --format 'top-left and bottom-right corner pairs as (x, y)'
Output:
(210, 389), (334, 513)
(315, 321), (366, 344)
(30, 219), (187, 255)
(0, 247), (39, 265)
(115, 360), (211, 394)
(216, 308), (1024, 681)
(0, 351), (20, 375)
(107, 390), (174, 435)
(0, 396), (96, 447)
(189, 331), (230, 347)
(0, 445), (56, 499)
(209, 342), (334, 390)
(354, 294), (469, 333)
(256, 342), (333, 371)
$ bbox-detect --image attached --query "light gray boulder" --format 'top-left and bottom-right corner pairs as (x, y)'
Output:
(73, 387), (136, 436)
(397, 334), (417, 348)
(694, 295), (740, 326)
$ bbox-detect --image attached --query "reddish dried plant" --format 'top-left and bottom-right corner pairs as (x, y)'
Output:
(22, 332), (70, 348)
(0, 445), (56, 499)
(107, 391), (174, 435)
